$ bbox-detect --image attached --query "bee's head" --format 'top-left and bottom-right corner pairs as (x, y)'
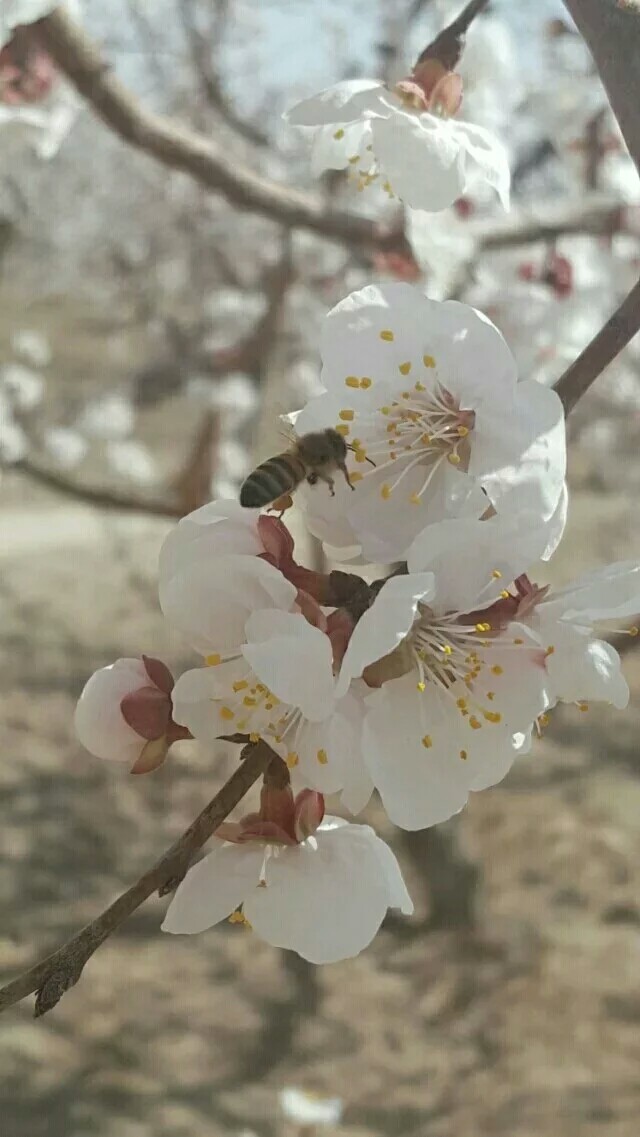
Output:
(323, 428), (348, 462)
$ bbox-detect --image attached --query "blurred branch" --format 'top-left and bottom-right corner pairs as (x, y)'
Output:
(417, 0), (489, 68)
(14, 456), (185, 517)
(562, 0), (640, 175)
(0, 741), (273, 1017)
(553, 276), (640, 413)
(178, 0), (269, 146)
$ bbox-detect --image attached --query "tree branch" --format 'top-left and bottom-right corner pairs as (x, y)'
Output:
(553, 276), (640, 413)
(35, 8), (380, 250)
(14, 456), (185, 518)
(417, 0), (490, 69)
(0, 741), (273, 1017)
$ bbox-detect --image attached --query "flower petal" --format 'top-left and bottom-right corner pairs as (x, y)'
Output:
(161, 555), (297, 655)
(162, 843), (265, 934)
(285, 80), (385, 126)
(337, 573), (435, 695)
(454, 119), (511, 209)
(544, 631), (629, 709)
(171, 663), (248, 741)
(159, 500), (262, 604)
(540, 562), (640, 623)
(243, 611), (335, 721)
(243, 821), (409, 962)
(371, 111), (466, 212)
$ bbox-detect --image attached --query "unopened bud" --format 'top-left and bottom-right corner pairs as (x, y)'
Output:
(293, 790), (325, 842)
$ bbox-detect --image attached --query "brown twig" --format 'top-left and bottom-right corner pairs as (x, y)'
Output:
(553, 276), (640, 413)
(417, 0), (490, 69)
(0, 741), (274, 1017)
(14, 456), (185, 518)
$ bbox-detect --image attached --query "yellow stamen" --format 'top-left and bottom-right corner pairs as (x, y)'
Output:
(420, 432), (431, 444)
(232, 680), (249, 692)
(422, 735), (433, 748)
(398, 361), (412, 375)
(345, 375), (360, 388)
(379, 329), (395, 341)
(538, 713), (550, 727)
(545, 645), (555, 657)
(350, 471), (364, 483)
(415, 381), (426, 392)
(339, 408), (354, 421)
(348, 154), (360, 164)
(492, 569), (502, 579)
(501, 590), (510, 600)
(423, 354), (436, 368)
(417, 681), (426, 692)
(458, 425), (469, 438)
(447, 453), (461, 465)
(381, 483), (392, 500)
(360, 376), (373, 389)
(380, 405), (391, 415)
(459, 749), (468, 760)
(469, 716), (482, 730)
(334, 423), (350, 436)
(243, 696), (256, 707)
(206, 653), (221, 666)
(249, 732), (260, 743)
(514, 637), (524, 645)
(219, 706), (235, 720)
(286, 752), (299, 768)
(487, 691), (495, 701)
(483, 710), (502, 724)
(578, 702), (589, 713)
(354, 449), (367, 463)
(629, 625), (639, 637)
(491, 665), (503, 676)
(409, 493), (421, 505)
(333, 128), (345, 140)
(317, 749), (328, 764)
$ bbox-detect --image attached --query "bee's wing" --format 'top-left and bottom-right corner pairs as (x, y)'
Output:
(275, 403), (300, 446)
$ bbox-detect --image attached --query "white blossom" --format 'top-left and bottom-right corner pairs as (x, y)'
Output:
(280, 1088), (343, 1127)
(162, 816), (412, 963)
(75, 656), (179, 772)
(285, 78), (510, 213)
(294, 283), (567, 562)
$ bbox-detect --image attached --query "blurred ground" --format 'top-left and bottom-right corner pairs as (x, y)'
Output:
(1, 424), (639, 1137)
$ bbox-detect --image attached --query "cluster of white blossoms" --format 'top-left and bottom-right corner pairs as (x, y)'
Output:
(74, 43), (640, 966)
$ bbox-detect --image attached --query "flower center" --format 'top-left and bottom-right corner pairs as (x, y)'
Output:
(206, 655), (309, 769)
(337, 378), (475, 504)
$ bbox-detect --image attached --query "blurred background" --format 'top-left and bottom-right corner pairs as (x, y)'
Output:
(1, 1), (640, 1135)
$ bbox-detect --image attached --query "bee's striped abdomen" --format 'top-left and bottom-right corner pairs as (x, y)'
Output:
(240, 452), (306, 508)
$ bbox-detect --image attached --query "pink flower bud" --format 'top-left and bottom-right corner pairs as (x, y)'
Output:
(293, 790), (325, 842)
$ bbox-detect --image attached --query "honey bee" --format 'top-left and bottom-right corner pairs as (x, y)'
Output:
(240, 428), (355, 509)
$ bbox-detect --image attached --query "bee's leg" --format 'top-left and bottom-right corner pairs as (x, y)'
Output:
(306, 472), (319, 486)
(339, 462), (356, 491)
(311, 470), (336, 496)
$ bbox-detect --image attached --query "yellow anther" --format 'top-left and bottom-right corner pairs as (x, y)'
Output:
(232, 680), (249, 692)
(351, 438), (362, 448)
(578, 702), (589, 713)
(333, 128), (345, 139)
(243, 696), (256, 707)
(398, 361), (412, 375)
(447, 453), (461, 465)
(286, 752), (299, 768)
(228, 910), (245, 924)
(422, 735), (433, 749)
(360, 376), (373, 389)
(401, 391), (411, 400)
(545, 645), (555, 657)
(492, 569), (502, 579)
(423, 354), (436, 368)
(334, 423), (350, 436)
(348, 154), (360, 164)
(513, 637), (524, 645)
(440, 644), (453, 655)
(483, 710), (502, 724)
(379, 329), (395, 341)
(345, 375), (360, 388)
(538, 713), (550, 727)
(265, 702), (274, 711)
(469, 716), (482, 730)
(387, 422), (397, 433)
(339, 408), (354, 421)
(415, 381), (426, 392)
(206, 653), (221, 666)
(459, 749), (468, 760)
(381, 483), (392, 500)
(350, 471), (364, 483)
(501, 590), (510, 599)
(219, 706), (235, 720)
(457, 425), (469, 438)
(475, 623), (486, 633)
(487, 691), (495, 700)
(317, 749), (328, 764)
(630, 625), (639, 637)
(249, 732), (260, 743)
(355, 449), (367, 463)
(409, 493), (421, 505)
(416, 681), (426, 692)
(380, 405), (391, 415)
(491, 665), (503, 676)
(420, 433), (431, 444)
(456, 697), (468, 709)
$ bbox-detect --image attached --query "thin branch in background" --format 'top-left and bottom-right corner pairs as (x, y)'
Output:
(14, 456), (185, 518)
(417, 0), (490, 68)
(178, 0), (269, 146)
(553, 276), (640, 413)
(0, 742), (274, 1017)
